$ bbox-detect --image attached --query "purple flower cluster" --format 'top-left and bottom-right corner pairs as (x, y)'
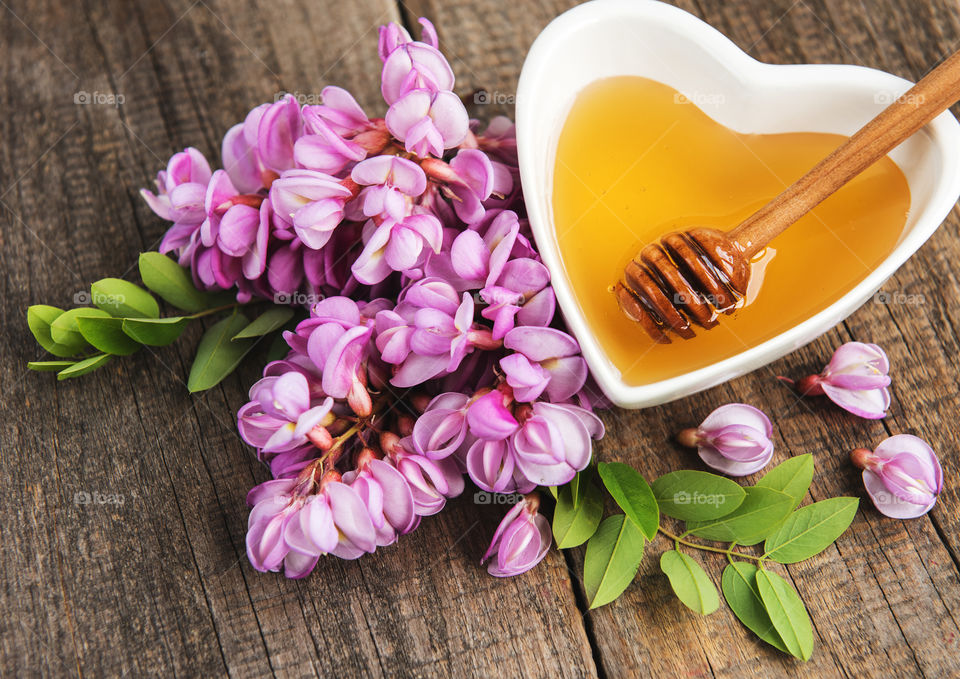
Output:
(142, 18), (605, 579)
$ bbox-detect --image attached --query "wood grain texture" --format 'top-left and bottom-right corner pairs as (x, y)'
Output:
(2, 0), (959, 677)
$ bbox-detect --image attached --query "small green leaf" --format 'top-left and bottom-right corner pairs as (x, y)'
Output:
(57, 354), (111, 380)
(122, 317), (189, 346)
(76, 315), (141, 355)
(598, 462), (659, 540)
(764, 497), (859, 564)
(583, 515), (645, 609)
(756, 454), (814, 512)
(27, 305), (76, 357)
(553, 482), (603, 548)
(28, 360), (77, 371)
(90, 278), (160, 318)
(233, 307), (295, 340)
(188, 314), (255, 392)
(138, 252), (211, 312)
(659, 550), (719, 615)
(50, 308), (111, 354)
(756, 569), (814, 661)
(686, 487), (794, 546)
(721, 562), (789, 654)
(652, 470), (746, 521)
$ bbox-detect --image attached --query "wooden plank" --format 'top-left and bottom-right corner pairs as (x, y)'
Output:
(407, 0), (960, 676)
(0, 0), (595, 677)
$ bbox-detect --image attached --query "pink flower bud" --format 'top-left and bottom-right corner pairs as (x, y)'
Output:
(852, 435), (942, 518)
(677, 404), (774, 477)
(794, 342), (891, 419)
(482, 494), (551, 577)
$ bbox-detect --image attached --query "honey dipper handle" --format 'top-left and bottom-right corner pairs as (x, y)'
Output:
(730, 48), (960, 257)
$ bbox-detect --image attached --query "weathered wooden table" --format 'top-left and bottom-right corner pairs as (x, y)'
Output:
(3, 0), (959, 676)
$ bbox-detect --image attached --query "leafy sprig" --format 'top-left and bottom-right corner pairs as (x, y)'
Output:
(26, 252), (298, 391)
(550, 454), (858, 662)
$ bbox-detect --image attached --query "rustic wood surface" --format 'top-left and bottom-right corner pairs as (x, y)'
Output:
(2, 0), (959, 676)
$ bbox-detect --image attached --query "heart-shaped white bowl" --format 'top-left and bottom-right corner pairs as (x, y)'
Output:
(516, 0), (960, 409)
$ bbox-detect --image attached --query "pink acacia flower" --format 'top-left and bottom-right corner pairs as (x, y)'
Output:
(379, 19), (453, 105)
(447, 210), (521, 288)
(411, 392), (471, 459)
(422, 150), (496, 225)
(852, 435), (943, 519)
(381, 434), (465, 516)
(285, 297), (384, 416)
(794, 342), (891, 419)
(141, 147), (212, 236)
(480, 258), (556, 339)
(251, 94), (303, 174)
(343, 452), (419, 545)
(676, 404), (774, 477)
(269, 169), (356, 249)
(246, 473), (379, 576)
(377, 278), (499, 386)
(237, 372), (335, 454)
(464, 388), (603, 488)
(501, 326), (587, 403)
(482, 494), (551, 577)
(386, 89), (468, 157)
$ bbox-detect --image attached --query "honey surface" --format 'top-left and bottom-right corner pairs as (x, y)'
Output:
(553, 76), (911, 385)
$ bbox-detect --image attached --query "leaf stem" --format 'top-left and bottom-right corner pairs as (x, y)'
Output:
(658, 526), (765, 562)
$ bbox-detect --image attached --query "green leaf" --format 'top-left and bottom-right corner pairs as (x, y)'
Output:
(721, 562), (789, 654)
(570, 465), (596, 507)
(233, 307), (296, 340)
(686, 487), (794, 546)
(57, 354), (112, 380)
(756, 569), (814, 661)
(90, 278), (160, 318)
(50, 308), (111, 354)
(659, 550), (719, 615)
(756, 454), (814, 512)
(28, 360), (77, 371)
(27, 305), (76, 357)
(553, 482), (603, 548)
(76, 315), (141, 355)
(764, 497), (859, 564)
(598, 462), (659, 540)
(122, 317), (189, 346)
(188, 314), (255, 392)
(583, 515), (645, 609)
(652, 470), (746, 522)
(138, 252), (211, 313)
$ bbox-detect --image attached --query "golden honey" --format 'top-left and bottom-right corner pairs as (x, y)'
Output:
(553, 76), (911, 385)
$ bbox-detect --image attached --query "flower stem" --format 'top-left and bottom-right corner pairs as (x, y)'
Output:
(658, 527), (765, 562)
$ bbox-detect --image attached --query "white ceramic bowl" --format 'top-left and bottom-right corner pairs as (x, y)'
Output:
(516, 0), (960, 409)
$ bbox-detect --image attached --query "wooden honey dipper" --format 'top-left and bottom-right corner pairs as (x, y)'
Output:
(616, 49), (960, 342)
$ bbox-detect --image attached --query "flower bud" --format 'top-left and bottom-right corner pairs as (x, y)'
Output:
(678, 404), (774, 476)
(854, 435), (942, 518)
